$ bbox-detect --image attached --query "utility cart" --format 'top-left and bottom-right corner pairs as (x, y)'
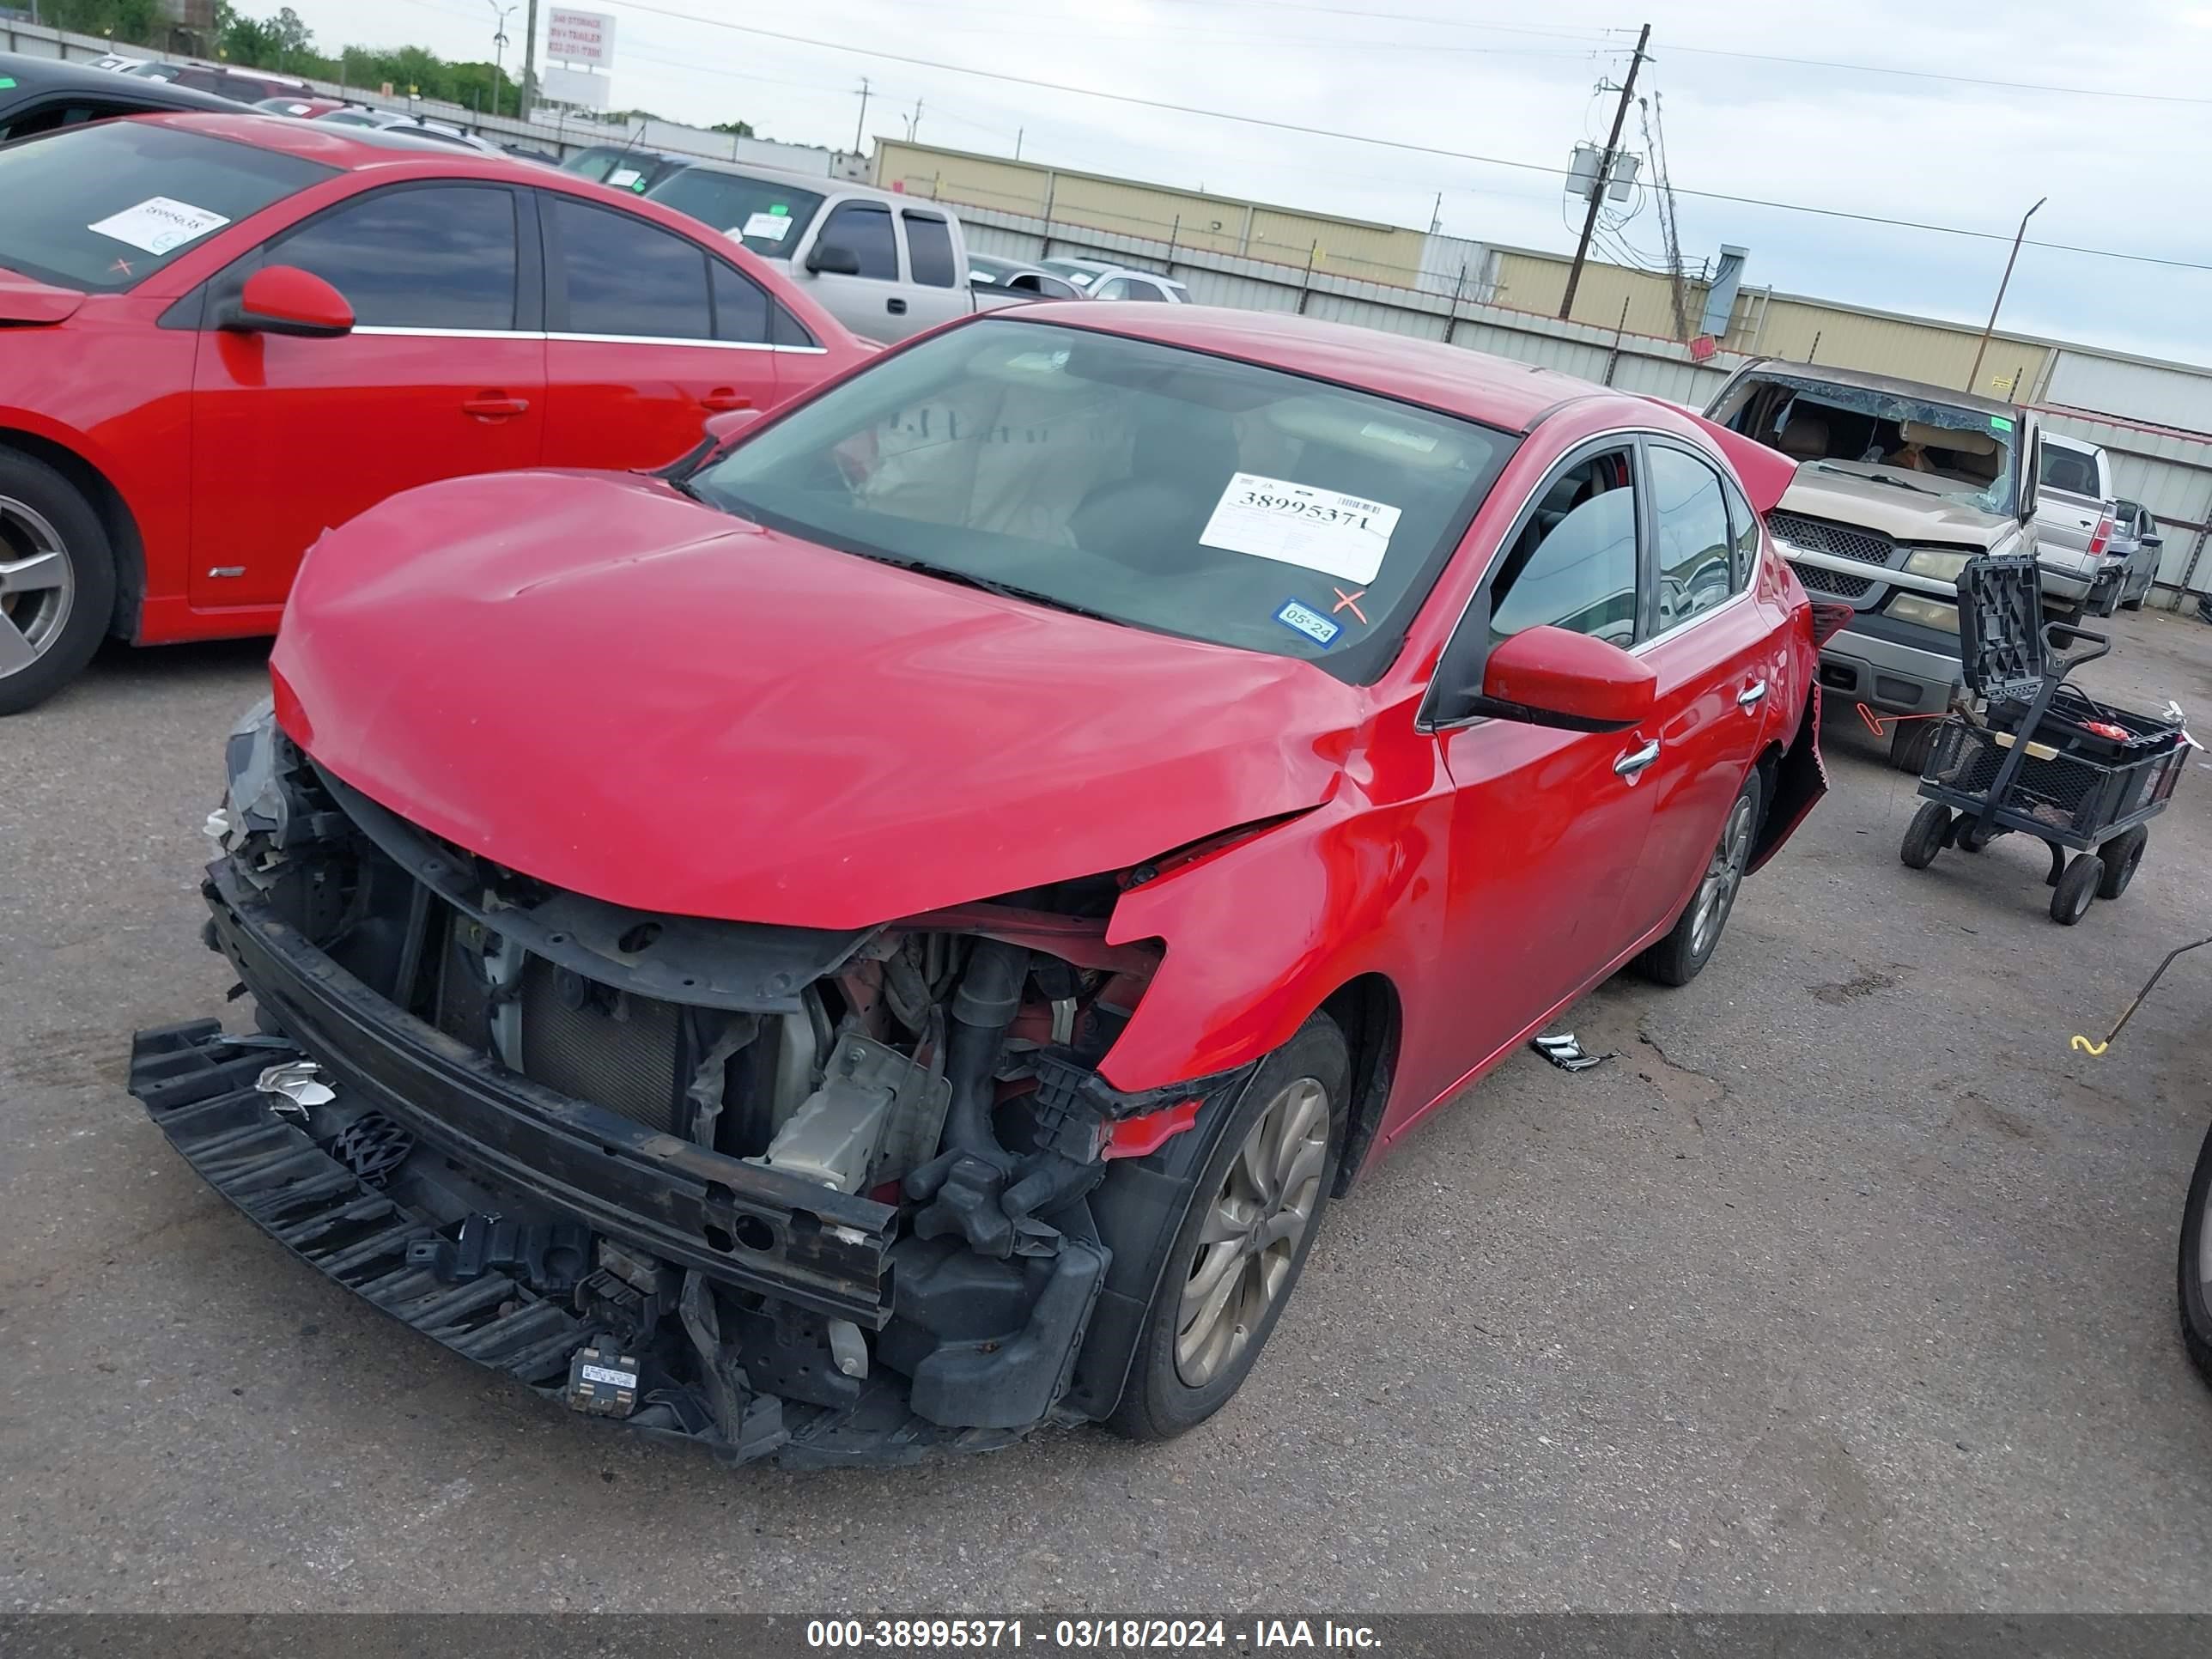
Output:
(1899, 554), (2191, 925)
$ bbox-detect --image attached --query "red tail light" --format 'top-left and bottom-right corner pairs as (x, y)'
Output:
(2089, 516), (2113, 556)
(1808, 601), (1853, 648)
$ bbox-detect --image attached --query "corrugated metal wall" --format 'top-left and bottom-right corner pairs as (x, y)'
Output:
(2045, 351), (2212, 436)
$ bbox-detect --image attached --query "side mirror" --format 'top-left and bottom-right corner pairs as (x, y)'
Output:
(702, 406), (763, 447)
(1463, 626), (1656, 732)
(2142, 533), (2164, 550)
(221, 264), (354, 337)
(805, 242), (862, 276)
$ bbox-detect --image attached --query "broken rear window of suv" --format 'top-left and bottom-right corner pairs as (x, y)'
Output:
(0, 120), (334, 294)
(687, 318), (1519, 684)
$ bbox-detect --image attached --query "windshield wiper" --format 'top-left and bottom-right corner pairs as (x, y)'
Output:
(877, 558), (1121, 624)
(1813, 462), (1943, 497)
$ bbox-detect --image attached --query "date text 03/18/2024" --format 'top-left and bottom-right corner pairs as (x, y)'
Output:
(804, 1620), (1383, 1650)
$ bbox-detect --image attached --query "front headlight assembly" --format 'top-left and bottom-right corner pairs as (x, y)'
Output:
(1886, 593), (1960, 635)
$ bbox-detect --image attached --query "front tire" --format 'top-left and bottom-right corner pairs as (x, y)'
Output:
(1107, 1014), (1347, 1442)
(0, 450), (115, 717)
(2098, 826), (2148, 899)
(2051, 853), (2102, 925)
(2179, 1122), (2212, 1388)
(1900, 801), (1949, 870)
(1636, 769), (1763, 988)
(1889, 719), (1937, 775)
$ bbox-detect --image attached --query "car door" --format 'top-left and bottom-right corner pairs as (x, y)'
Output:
(538, 191), (795, 471)
(188, 179), (544, 610)
(1431, 440), (1663, 1056)
(795, 198), (911, 340)
(1615, 438), (1775, 943)
(896, 208), (970, 331)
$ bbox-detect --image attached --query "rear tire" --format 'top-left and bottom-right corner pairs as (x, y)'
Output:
(1636, 769), (1763, 988)
(2051, 853), (2102, 925)
(2097, 826), (2147, 899)
(2179, 1121), (2212, 1389)
(1107, 1014), (1346, 1442)
(1899, 801), (1948, 870)
(1888, 719), (1937, 775)
(0, 450), (115, 717)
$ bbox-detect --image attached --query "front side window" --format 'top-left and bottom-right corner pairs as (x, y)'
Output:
(548, 195), (710, 339)
(1091, 277), (1130, 300)
(0, 121), (332, 293)
(902, 212), (956, 287)
(1486, 449), (1639, 649)
(689, 319), (1518, 683)
(1649, 445), (1735, 632)
(270, 184), (517, 330)
(816, 201), (897, 280)
(645, 169), (824, 260)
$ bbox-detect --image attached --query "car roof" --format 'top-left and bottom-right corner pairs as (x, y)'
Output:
(0, 50), (246, 112)
(994, 304), (1620, 432)
(2039, 431), (2101, 456)
(1737, 356), (2021, 416)
(671, 155), (884, 197)
(136, 109), (551, 174)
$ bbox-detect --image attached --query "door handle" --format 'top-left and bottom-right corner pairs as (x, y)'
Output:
(698, 389), (754, 413)
(461, 392), (530, 419)
(1613, 738), (1661, 779)
(1737, 680), (1769, 710)
(886, 297), (908, 314)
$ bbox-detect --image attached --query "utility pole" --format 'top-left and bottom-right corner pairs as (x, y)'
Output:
(1967, 197), (2046, 393)
(852, 76), (871, 154)
(520, 0), (539, 112)
(904, 96), (923, 143)
(1429, 191), (1443, 234)
(1559, 22), (1650, 323)
(1015, 127), (1024, 161)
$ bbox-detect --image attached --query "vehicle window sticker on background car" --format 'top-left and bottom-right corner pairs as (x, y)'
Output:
(740, 210), (792, 242)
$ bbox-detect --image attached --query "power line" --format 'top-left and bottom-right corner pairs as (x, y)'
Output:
(1655, 40), (2212, 106)
(588, 1), (2212, 274)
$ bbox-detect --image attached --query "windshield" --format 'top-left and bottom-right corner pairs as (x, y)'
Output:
(647, 170), (824, 258)
(1039, 259), (1106, 288)
(0, 121), (334, 293)
(688, 319), (1518, 682)
(1717, 373), (2020, 517)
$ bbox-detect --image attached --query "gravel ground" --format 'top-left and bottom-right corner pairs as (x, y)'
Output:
(3, 608), (2211, 1613)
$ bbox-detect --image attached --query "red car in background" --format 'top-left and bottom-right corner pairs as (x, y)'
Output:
(0, 112), (867, 713)
(138, 308), (1825, 1463)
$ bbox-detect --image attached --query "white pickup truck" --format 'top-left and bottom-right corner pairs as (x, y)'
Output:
(2030, 433), (2126, 612)
(646, 162), (1022, 343)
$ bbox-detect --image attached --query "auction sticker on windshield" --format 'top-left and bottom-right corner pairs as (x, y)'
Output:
(1200, 472), (1401, 585)
(741, 211), (793, 242)
(87, 197), (229, 256)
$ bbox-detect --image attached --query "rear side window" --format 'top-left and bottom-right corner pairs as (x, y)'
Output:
(0, 121), (332, 293)
(817, 201), (897, 280)
(1718, 472), (1760, 592)
(902, 212), (956, 287)
(1647, 445), (1735, 632)
(1487, 448), (1639, 649)
(550, 195), (712, 339)
(711, 260), (770, 343)
(270, 185), (518, 330)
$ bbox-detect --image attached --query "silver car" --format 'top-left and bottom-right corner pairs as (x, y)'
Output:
(2103, 500), (2163, 611)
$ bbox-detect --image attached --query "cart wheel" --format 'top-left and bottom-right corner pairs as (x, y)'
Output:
(1899, 802), (1949, 869)
(2098, 826), (2148, 899)
(2051, 854), (2104, 925)
(1956, 823), (1990, 854)
(1888, 720), (1938, 775)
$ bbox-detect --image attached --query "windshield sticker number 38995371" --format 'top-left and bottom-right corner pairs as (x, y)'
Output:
(1200, 471), (1402, 586)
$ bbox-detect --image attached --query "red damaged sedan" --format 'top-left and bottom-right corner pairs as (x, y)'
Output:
(0, 112), (865, 714)
(132, 307), (1823, 1463)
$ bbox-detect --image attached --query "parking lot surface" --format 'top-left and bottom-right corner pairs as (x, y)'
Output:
(4, 611), (2211, 1613)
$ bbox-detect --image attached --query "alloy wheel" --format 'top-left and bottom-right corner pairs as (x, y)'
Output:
(1689, 793), (1757, 958)
(0, 496), (74, 681)
(1175, 1075), (1330, 1388)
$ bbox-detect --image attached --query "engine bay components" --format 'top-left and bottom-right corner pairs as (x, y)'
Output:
(746, 1033), (951, 1194)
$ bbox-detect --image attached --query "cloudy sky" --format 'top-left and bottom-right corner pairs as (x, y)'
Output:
(284, 0), (2212, 366)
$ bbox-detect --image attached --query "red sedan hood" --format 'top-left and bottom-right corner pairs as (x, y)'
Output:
(274, 472), (1363, 929)
(0, 268), (85, 325)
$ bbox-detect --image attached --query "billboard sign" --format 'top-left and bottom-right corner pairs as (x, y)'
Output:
(540, 65), (612, 109)
(546, 7), (617, 66)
